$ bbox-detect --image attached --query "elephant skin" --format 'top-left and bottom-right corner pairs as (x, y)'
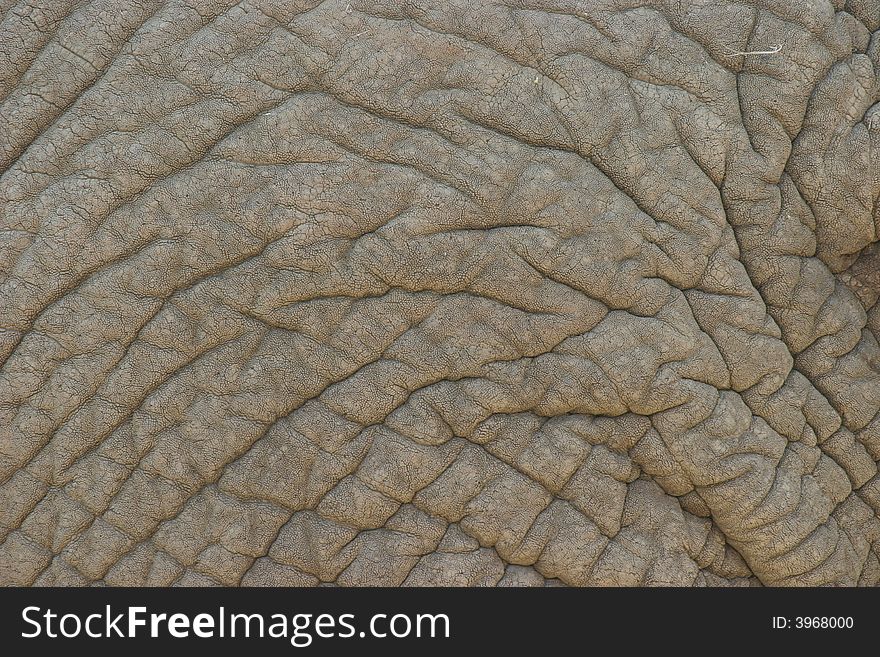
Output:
(1, 0), (879, 587)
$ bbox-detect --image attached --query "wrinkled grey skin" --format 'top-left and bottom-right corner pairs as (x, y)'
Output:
(1, 0), (879, 587)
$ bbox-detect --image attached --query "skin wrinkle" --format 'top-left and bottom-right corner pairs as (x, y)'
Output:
(1, 0), (879, 587)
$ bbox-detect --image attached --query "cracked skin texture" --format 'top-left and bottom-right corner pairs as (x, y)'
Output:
(0, 0), (879, 588)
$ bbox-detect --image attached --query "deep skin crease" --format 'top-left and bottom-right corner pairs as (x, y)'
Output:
(0, 0), (879, 587)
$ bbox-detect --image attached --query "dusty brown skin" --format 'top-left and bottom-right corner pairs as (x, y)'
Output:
(1, 0), (879, 587)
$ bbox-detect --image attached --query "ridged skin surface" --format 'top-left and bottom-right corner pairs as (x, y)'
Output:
(1, 0), (879, 587)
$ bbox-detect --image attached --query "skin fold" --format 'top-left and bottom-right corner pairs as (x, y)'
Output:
(0, 0), (878, 587)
